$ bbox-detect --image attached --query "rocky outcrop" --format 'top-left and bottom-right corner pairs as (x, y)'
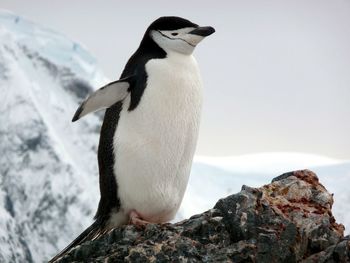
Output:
(55, 170), (349, 262)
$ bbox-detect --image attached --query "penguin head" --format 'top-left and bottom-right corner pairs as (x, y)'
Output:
(144, 16), (215, 55)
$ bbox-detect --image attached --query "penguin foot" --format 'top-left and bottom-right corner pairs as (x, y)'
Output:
(129, 210), (150, 226)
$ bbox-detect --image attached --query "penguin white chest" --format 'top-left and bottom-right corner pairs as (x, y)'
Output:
(113, 53), (202, 222)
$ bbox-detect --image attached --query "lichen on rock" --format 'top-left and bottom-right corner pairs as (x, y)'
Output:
(54, 170), (349, 263)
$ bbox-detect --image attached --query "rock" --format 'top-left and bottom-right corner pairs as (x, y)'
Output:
(302, 236), (350, 263)
(54, 170), (349, 262)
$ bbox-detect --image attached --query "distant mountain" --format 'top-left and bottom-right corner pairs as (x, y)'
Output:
(0, 10), (106, 262)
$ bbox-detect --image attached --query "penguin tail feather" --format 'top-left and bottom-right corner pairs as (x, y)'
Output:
(48, 217), (108, 262)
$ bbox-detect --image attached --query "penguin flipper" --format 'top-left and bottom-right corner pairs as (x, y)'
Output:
(72, 75), (134, 122)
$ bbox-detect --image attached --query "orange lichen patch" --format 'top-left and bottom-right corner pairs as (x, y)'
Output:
(273, 200), (320, 217)
(292, 170), (327, 191)
(280, 186), (290, 195)
(260, 170), (344, 237)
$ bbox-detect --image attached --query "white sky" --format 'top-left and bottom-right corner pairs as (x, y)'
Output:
(1, 0), (350, 158)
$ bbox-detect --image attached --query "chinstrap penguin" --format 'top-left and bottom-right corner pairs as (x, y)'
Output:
(50, 16), (215, 262)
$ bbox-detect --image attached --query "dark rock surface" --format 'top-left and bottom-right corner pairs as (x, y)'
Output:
(55, 170), (349, 262)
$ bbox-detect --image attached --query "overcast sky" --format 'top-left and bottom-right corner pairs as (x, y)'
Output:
(2, 0), (350, 158)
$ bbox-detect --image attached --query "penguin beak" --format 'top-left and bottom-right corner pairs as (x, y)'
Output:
(188, 26), (215, 37)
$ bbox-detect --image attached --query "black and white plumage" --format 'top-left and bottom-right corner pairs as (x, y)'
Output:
(50, 16), (214, 262)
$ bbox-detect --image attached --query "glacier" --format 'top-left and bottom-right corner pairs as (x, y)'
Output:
(1, 9), (349, 263)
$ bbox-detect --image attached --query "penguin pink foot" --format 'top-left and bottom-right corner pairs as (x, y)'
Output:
(129, 210), (151, 226)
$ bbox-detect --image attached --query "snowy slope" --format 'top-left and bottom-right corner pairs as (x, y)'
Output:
(1, 10), (349, 263)
(0, 10), (106, 262)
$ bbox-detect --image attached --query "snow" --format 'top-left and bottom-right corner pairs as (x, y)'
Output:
(194, 152), (343, 174)
(1, 9), (349, 263)
(0, 9), (105, 262)
(0, 10), (106, 86)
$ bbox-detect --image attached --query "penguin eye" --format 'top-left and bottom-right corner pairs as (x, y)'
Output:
(171, 32), (178, 36)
